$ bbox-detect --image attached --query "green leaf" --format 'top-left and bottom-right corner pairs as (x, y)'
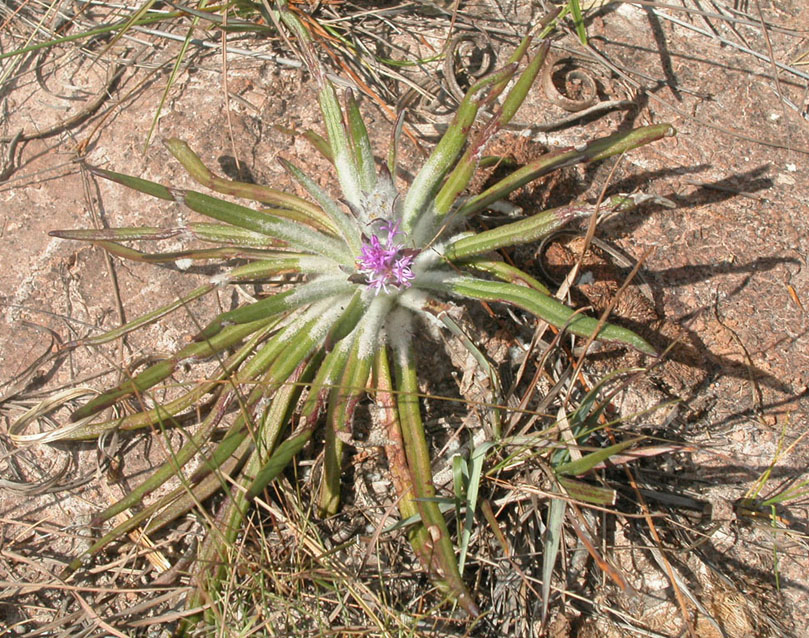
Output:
(344, 90), (377, 193)
(246, 292), (366, 499)
(387, 110), (406, 176)
(50, 226), (181, 242)
(165, 138), (335, 232)
(391, 329), (479, 616)
(70, 317), (275, 422)
(318, 79), (362, 207)
(460, 258), (550, 295)
(541, 495), (565, 623)
(457, 124), (674, 218)
(320, 293), (393, 514)
(89, 166), (174, 200)
(551, 369), (630, 463)
(373, 346), (445, 583)
(568, 0), (589, 45)
(557, 476), (616, 505)
(429, 39), (551, 228)
(50, 223), (306, 255)
(445, 204), (589, 261)
(77, 284), (215, 347)
(189, 222), (290, 247)
(280, 158), (362, 255)
(0, 10), (180, 64)
(425, 38), (542, 225)
(194, 275), (354, 342)
(401, 64), (519, 234)
(428, 275), (657, 355)
(420, 41), (550, 230)
(144, 431), (255, 536)
(458, 442), (494, 573)
(176, 190), (354, 266)
(225, 255), (338, 282)
(496, 39), (549, 126)
(319, 339), (364, 516)
(84, 241), (278, 264)
(555, 438), (642, 476)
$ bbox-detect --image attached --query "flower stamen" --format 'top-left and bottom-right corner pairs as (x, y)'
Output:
(356, 221), (415, 293)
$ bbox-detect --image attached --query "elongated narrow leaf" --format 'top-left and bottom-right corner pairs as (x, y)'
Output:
(59, 222), (286, 249)
(427, 41), (549, 232)
(557, 476), (616, 506)
(78, 284), (215, 347)
(245, 290), (365, 498)
(64, 372), (266, 574)
(189, 222), (290, 247)
(496, 39), (549, 127)
(550, 368), (633, 467)
(392, 328), (479, 616)
(247, 331), (357, 499)
(89, 165), (174, 200)
(423, 274), (657, 355)
(62, 475), (192, 577)
(164, 138), (335, 232)
(458, 124), (675, 218)
(175, 190), (354, 266)
(170, 357), (315, 543)
(87, 241), (277, 264)
(0, 10), (179, 65)
(90, 162), (354, 263)
(94, 392), (242, 521)
(318, 78), (362, 207)
(374, 346), (429, 542)
(280, 158), (362, 255)
(59, 320), (282, 440)
(387, 110), (406, 176)
(445, 204), (589, 261)
(541, 496), (565, 623)
(569, 0), (588, 45)
(555, 437), (643, 476)
(459, 258), (551, 295)
(144, 430), (255, 535)
(401, 64), (519, 234)
(225, 296), (353, 389)
(50, 227), (182, 242)
(154, 299), (354, 524)
(303, 128), (334, 163)
(458, 442), (494, 573)
(194, 275), (354, 342)
(70, 318), (275, 421)
(345, 90), (377, 193)
(320, 293), (393, 514)
(225, 254), (338, 283)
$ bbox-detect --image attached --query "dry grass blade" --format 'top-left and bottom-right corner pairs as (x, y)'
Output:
(8, 387), (101, 444)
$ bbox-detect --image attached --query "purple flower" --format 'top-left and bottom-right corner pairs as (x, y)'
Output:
(355, 221), (415, 293)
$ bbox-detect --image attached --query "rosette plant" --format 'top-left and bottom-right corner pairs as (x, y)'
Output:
(24, 18), (673, 622)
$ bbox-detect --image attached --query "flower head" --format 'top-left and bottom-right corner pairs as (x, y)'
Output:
(356, 220), (415, 294)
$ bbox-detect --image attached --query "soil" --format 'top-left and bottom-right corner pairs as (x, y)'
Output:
(1, 1), (808, 636)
